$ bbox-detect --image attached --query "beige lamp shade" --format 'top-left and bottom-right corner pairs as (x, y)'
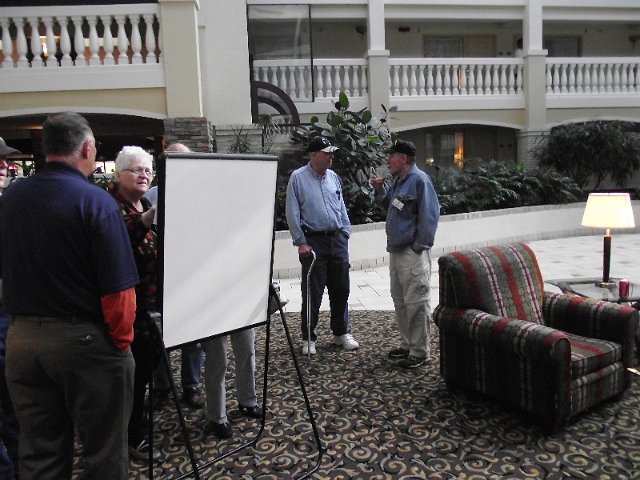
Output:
(581, 193), (635, 229)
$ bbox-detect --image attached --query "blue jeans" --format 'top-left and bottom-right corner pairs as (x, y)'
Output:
(153, 343), (203, 392)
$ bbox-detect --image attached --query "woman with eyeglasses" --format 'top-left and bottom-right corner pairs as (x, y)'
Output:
(107, 146), (160, 462)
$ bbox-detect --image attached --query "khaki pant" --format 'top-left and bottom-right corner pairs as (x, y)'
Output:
(389, 247), (432, 359)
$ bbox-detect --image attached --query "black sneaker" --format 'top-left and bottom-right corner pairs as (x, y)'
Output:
(203, 421), (233, 439)
(388, 347), (410, 359)
(182, 388), (205, 408)
(398, 355), (428, 369)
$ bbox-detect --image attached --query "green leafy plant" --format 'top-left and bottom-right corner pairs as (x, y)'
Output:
(434, 160), (581, 215)
(532, 120), (640, 190)
(290, 92), (396, 224)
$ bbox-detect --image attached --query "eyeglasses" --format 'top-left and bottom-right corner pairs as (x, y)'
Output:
(122, 167), (154, 177)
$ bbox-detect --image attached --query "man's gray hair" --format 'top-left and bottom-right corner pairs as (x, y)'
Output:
(115, 146), (154, 172)
(42, 112), (93, 157)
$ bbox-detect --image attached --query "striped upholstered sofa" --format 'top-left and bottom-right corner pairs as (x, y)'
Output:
(433, 243), (638, 430)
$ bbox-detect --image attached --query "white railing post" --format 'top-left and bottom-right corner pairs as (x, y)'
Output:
(575, 64), (583, 93)
(451, 64), (459, 96)
(484, 64), (492, 95)
(315, 66), (324, 99)
(71, 16), (85, 66)
(87, 15), (100, 65)
(102, 15), (115, 65)
(115, 15), (128, 65)
(418, 65), (426, 96)
(143, 14), (156, 64)
(567, 64), (575, 93)
(352, 65), (360, 97)
(467, 65), (476, 95)
(435, 64), (443, 95)
(332, 65), (340, 97)
(58, 16), (72, 66)
(28, 17), (44, 68)
(15, 17), (29, 68)
(499, 64), (507, 94)
(43, 16), (57, 67)
(443, 64), (452, 95)
(507, 64), (515, 94)
(1, 18), (13, 68)
(130, 14), (142, 64)
(426, 64), (434, 95)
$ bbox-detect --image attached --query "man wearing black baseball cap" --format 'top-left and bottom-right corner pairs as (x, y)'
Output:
(372, 139), (440, 369)
(285, 136), (359, 355)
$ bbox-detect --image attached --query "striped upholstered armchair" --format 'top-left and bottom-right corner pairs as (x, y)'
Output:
(433, 243), (638, 430)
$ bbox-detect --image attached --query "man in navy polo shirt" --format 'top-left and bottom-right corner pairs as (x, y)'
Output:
(0, 112), (139, 479)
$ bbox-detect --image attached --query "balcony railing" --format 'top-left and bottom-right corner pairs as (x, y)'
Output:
(389, 58), (523, 98)
(546, 57), (640, 94)
(0, 4), (163, 94)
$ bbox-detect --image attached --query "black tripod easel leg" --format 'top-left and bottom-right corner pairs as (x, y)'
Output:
(271, 283), (324, 479)
(148, 313), (201, 480)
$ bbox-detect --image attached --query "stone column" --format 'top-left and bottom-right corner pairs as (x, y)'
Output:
(366, 0), (390, 115)
(163, 117), (213, 152)
(157, 0), (203, 118)
(517, 129), (548, 170)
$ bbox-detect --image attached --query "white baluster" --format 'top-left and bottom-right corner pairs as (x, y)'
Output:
(476, 65), (485, 96)
(143, 14), (156, 63)
(155, 13), (163, 62)
(400, 65), (409, 96)
(280, 66), (289, 97)
(606, 63), (614, 93)
(289, 65), (298, 98)
(467, 65), (476, 95)
(491, 64), (499, 95)
(435, 65), (443, 95)
(130, 15), (142, 64)
(575, 64), (583, 93)
(551, 64), (560, 93)
(598, 63), (606, 93)
(71, 16), (85, 66)
(497, 64), (505, 94)
(352, 65), (360, 97)
(613, 63), (621, 93)
(634, 63), (640, 93)
(484, 64), (492, 95)
(57, 16), (72, 66)
(409, 65), (417, 96)
(258, 66), (267, 83)
(507, 64), (515, 94)
(516, 64), (523, 94)
(102, 15), (114, 65)
(28, 17), (43, 67)
(392, 65), (400, 96)
(426, 65), (434, 95)
(43, 16), (57, 67)
(620, 63), (629, 93)
(87, 16), (99, 65)
(15, 17), (29, 68)
(1, 18), (14, 67)
(451, 64), (459, 96)
(315, 66), (324, 98)
(568, 64), (576, 93)
(443, 65), (452, 95)
(418, 65), (426, 96)
(360, 65), (367, 95)
(115, 15), (128, 65)
(343, 65), (352, 98)
(297, 66), (307, 100)
(583, 63), (591, 93)
(459, 64), (467, 95)
(324, 65), (333, 98)
(332, 65), (340, 97)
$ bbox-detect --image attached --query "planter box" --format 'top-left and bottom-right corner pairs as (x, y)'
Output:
(272, 202), (640, 279)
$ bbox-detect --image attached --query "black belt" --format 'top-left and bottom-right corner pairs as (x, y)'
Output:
(304, 229), (339, 237)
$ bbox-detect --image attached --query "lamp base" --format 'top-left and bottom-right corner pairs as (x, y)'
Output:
(595, 281), (616, 289)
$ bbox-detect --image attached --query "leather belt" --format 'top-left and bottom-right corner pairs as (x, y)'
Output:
(304, 229), (339, 237)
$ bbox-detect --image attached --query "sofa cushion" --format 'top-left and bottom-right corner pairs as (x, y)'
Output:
(567, 333), (622, 378)
(438, 243), (545, 325)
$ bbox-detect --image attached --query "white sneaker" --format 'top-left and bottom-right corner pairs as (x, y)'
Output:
(301, 341), (316, 355)
(333, 333), (359, 350)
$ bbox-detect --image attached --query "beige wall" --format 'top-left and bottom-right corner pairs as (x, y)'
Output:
(0, 89), (167, 118)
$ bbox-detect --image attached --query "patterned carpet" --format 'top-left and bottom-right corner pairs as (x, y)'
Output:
(102, 310), (639, 479)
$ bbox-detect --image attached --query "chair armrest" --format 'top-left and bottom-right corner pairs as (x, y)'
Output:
(434, 305), (570, 362)
(543, 292), (639, 346)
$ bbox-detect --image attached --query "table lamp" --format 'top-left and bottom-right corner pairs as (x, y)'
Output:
(581, 192), (635, 288)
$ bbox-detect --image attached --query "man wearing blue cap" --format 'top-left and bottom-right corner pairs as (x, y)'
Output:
(286, 136), (359, 355)
(372, 139), (440, 368)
